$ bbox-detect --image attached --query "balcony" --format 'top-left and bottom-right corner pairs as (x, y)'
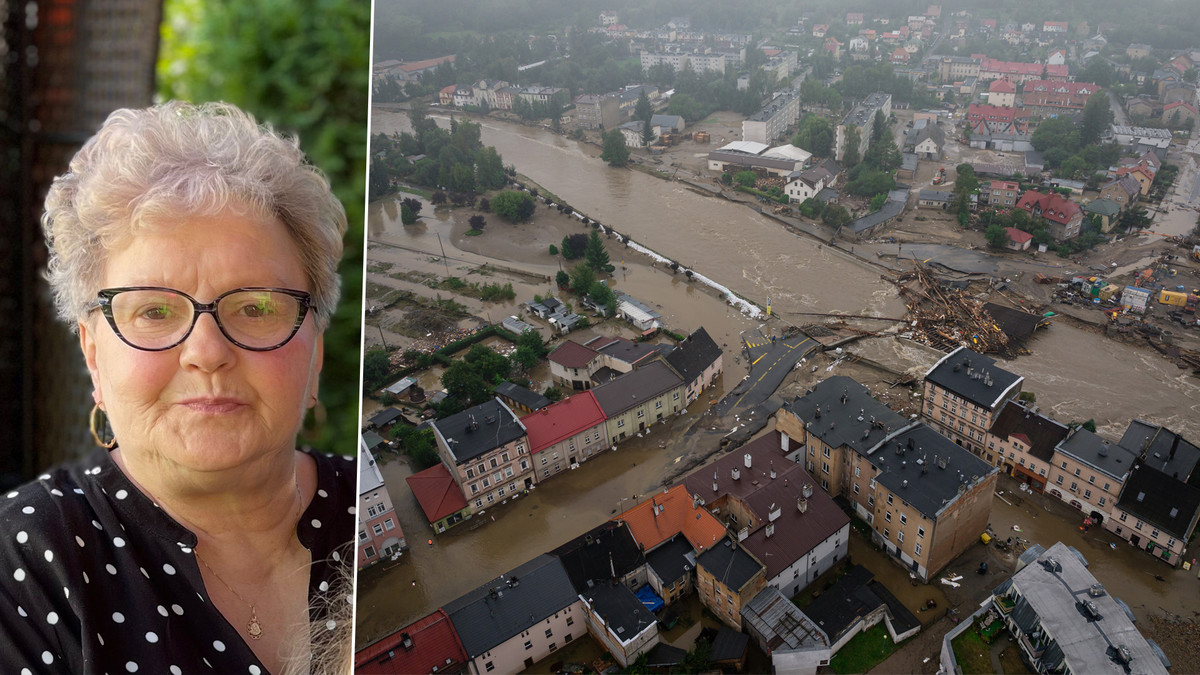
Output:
(995, 595), (1016, 615)
(1019, 632), (1046, 659)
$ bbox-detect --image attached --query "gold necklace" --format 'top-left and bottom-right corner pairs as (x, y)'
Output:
(194, 484), (303, 641)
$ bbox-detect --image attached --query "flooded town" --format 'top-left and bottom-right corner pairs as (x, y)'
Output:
(356, 2), (1200, 674)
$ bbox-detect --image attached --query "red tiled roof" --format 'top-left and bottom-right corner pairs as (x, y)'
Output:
(1016, 191), (1082, 226)
(406, 463), (468, 523)
(398, 55), (456, 73)
(989, 180), (1019, 191)
(989, 78), (1016, 93)
(521, 391), (606, 453)
(968, 103), (1019, 123)
(355, 609), (469, 674)
(1006, 227), (1033, 244)
(548, 340), (599, 369)
(614, 485), (726, 553)
(981, 58), (1068, 78)
(1164, 101), (1198, 114)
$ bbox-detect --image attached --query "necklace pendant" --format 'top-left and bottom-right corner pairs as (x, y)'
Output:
(248, 610), (264, 640)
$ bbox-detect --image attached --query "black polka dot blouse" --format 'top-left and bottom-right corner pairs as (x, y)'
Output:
(0, 447), (356, 674)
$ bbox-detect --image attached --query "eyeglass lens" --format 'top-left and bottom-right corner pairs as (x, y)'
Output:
(107, 289), (304, 350)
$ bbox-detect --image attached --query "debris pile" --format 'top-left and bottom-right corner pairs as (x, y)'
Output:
(889, 263), (1014, 355)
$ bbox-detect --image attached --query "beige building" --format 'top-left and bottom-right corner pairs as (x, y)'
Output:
(985, 400), (1070, 491)
(696, 539), (767, 629)
(430, 398), (534, 513)
(936, 55), (981, 81)
(592, 361), (685, 445)
(1046, 428), (1134, 519)
(922, 347), (1023, 458)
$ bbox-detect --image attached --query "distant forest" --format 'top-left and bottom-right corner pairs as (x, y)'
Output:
(375, 0), (1200, 62)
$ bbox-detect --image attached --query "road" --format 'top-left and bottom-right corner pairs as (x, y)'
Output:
(1109, 91), (1129, 127)
(714, 332), (818, 416)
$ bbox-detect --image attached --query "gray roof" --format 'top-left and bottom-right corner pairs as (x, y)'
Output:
(742, 586), (830, 652)
(368, 406), (404, 427)
(841, 92), (891, 129)
(581, 581), (657, 643)
(924, 346), (1023, 410)
(844, 195), (905, 233)
(707, 149), (798, 171)
(783, 376), (908, 457)
(591, 361), (684, 417)
(651, 113), (684, 129)
(696, 539), (762, 592)
(444, 554), (580, 657)
(1119, 420), (1200, 482)
(664, 327), (722, 384)
(869, 423), (998, 519)
(919, 189), (953, 201)
(907, 122), (945, 148)
(646, 534), (696, 585)
(748, 90), (799, 122)
(431, 398), (526, 464)
(493, 381), (551, 411)
(1002, 542), (1168, 674)
(1084, 198), (1121, 216)
(1054, 428), (1136, 482)
(1115, 463), (1200, 539)
(549, 521), (646, 592)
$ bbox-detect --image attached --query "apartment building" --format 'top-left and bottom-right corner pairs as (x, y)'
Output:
(430, 398), (535, 512)
(985, 400), (1070, 491)
(1046, 428), (1134, 519)
(357, 440), (405, 569)
(922, 346), (1024, 457)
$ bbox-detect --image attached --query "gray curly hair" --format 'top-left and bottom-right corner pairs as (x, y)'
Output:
(42, 101), (347, 329)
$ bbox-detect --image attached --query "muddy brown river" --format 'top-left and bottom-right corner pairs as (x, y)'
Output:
(358, 109), (1200, 649)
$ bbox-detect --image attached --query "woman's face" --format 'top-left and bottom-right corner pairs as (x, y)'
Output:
(79, 210), (324, 474)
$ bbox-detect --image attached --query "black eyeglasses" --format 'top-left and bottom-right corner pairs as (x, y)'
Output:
(89, 287), (313, 352)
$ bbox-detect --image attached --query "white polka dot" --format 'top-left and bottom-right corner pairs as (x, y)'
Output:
(13, 568), (25, 582)
(75, 536), (85, 548)
(82, 571), (90, 584)
(47, 612), (58, 625)
(50, 488), (63, 497)
(145, 632), (158, 643)
(17, 606), (26, 617)
(106, 564), (117, 575)
(311, 518), (322, 528)
(21, 668), (31, 675)
(347, 505), (356, 515)
(317, 489), (328, 498)
(21, 506), (34, 515)
(113, 537), (126, 548)
(126, 661), (138, 672)
(157, 605), (168, 617)
(16, 531), (27, 544)
(326, 620), (337, 631)
(213, 640), (226, 652)
(92, 520), (103, 530)
(41, 651), (53, 665)
(91, 466), (101, 474)
(180, 546), (193, 554)
(319, 580), (329, 591)
(73, 488), (84, 494)
(203, 658), (213, 669)
(171, 667), (182, 675)
(249, 666), (262, 675)
(97, 632), (104, 646)
(5, 491), (17, 498)
(140, 567), (150, 579)
(38, 473), (50, 480)
(332, 550), (340, 562)
(43, 550), (53, 563)
(163, 563), (176, 575)
(115, 489), (128, 500)
(113, 612), (125, 623)
(63, 587), (69, 599)
(171, 604), (184, 615)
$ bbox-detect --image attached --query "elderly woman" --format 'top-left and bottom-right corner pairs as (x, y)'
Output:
(0, 102), (355, 674)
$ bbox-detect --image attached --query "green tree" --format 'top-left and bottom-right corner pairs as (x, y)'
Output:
(843, 127), (861, 168)
(441, 360), (491, 408)
(954, 164), (979, 196)
(585, 229), (610, 273)
(734, 170), (758, 188)
(400, 201), (418, 225)
(569, 264), (596, 296)
(555, 269), (570, 287)
(844, 168), (895, 196)
(389, 424), (439, 469)
(870, 109), (889, 145)
(792, 114), (834, 157)
(985, 223), (1010, 248)
(635, 90), (655, 146)
(588, 280), (618, 315)
(363, 347), (391, 390)
(468, 214), (486, 231)
(601, 130), (630, 166)
(515, 329), (548, 359)
(1080, 93), (1113, 146)
(821, 204), (852, 227)
(463, 344), (511, 383)
(490, 190), (536, 222)
(870, 193), (887, 211)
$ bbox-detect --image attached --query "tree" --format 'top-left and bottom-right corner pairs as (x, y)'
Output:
(431, 190), (448, 205)
(515, 329), (548, 359)
(635, 90), (655, 146)
(569, 264), (596, 296)
(389, 424), (439, 469)
(733, 170), (758, 188)
(954, 164), (979, 196)
(585, 229), (610, 273)
(555, 270), (570, 288)
(843, 127), (861, 168)
(400, 202), (418, 225)
(588, 280), (618, 315)
(870, 193), (887, 211)
(792, 114), (834, 157)
(363, 347), (390, 389)
(601, 130), (630, 166)
(562, 233), (587, 259)
(441, 360), (491, 409)
(490, 190), (536, 222)
(870, 109), (889, 145)
(821, 204), (851, 227)
(1079, 93), (1112, 146)
(468, 214), (486, 231)
(844, 168), (895, 196)
(985, 223), (1010, 248)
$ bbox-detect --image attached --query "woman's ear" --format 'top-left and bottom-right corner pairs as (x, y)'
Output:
(79, 320), (104, 407)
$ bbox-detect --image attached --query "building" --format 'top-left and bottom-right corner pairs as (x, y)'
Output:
(696, 539), (766, 629)
(592, 361), (685, 444)
(1099, 175), (1141, 212)
(1022, 80), (1101, 114)
(802, 564), (921, 653)
(1108, 462), (1200, 566)
(987, 78), (1017, 107)
(1015, 190), (1084, 241)
(618, 120), (655, 148)
(741, 586), (831, 675)
(917, 190), (953, 209)
(968, 103), (1021, 125)
(707, 140), (811, 178)
(986, 400), (1070, 490)
(406, 462), (471, 533)
(1105, 125), (1173, 159)
(358, 441), (405, 569)
(978, 57), (1068, 83)
(984, 180), (1020, 207)
(935, 56), (982, 82)
(1084, 199), (1122, 231)
(840, 191), (907, 241)
(651, 114), (685, 135)
(905, 120), (945, 160)
(922, 346), (1024, 456)
(1127, 43), (1152, 60)
(579, 581), (660, 666)
(640, 49), (728, 75)
(547, 335), (664, 390)
(430, 398), (534, 512)
(615, 293), (663, 332)
(521, 391), (608, 481)
(742, 91), (801, 145)
(493, 381), (551, 415)
(574, 93), (622, 130)
(990, 542), (1169, 674)
(1047, 428), (1135, 519)
(684, 433), (850, 598)
(355, 609), (470, 675)
(1004, 227), (1033, 251)
(444, 554), (584, 674)
(664, 326), (723, 404)
(550, 520), (647, 595)
(779, 376), (998, 581)
(785, 167), (832, 204)
(1162, 100), (1199, 127)
(835, 92), (892, 162)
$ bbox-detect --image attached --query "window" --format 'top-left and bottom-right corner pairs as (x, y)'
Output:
(485, 662), (495, 672)
(541, 457), (548, 466)
(637, 410), (645, 419)
(1088, 475), (1095, 485)
(551, 452), (559, 460)
(520, 460), (529, 471)
(1084, 489), (1091, 499)
(1073, 468), (1080, 477)
(475, 499), (483, 508)
(524, 641), (532, 651)
(821, 478), (828, 489)
(855, 466), (861, 478)
(673, 392), (680, 400)
(366, 505), (376, 517)
(885, 511), (892, 522)
(543, 470), (550, 478)
(490, 457), (498, 469)
(466, 468), (475, 479)
(821, 462), (829, 474)
(477, 463), (485, 475)
(915, 543), (922, 556)
(568, 442), (575, 452)
(823, 447), (831, 458)
(1055, 475), (1064, 486)
(617, 419), (625, 428)
(498, 487), (505, 497)
(554, 463), (561, 472)
(505, 466), (514, 478)
(502, 452), (510, 462)
(900, 514), (907, 525)
(482, 477), (490, 488)
(494, 471), (503, 482)
(1061, 461), (1067, 469)
(364, 545), (375, 558)
(1099, 497), (1105, 507)
(869, 478), (876, 490)
(1070, 482), (1078, 492)
(655, 400), (662, 409)
(1040, 469), (1046, 476)
(1104, 482), (1110, 491)
(516, 443), (525, 453)
(853, 484), (860, 495)
(545, 629), (553, 638)
(1019, 458), (1025, 466)
(1169, 538), (1176, 548)
(1135, 520), (1143, 530)
(868, 496), (875, 507)
(566, 617), (574, 626)
(898, 531), (905, 543)
(471, 483), (479, 494)
(1120, 512), (1127, 522)
(887, 494), (894, 506)
(1152, 528), (1160, 538)
(384, 519), (395, 531)
(884, 528), (890, 539)
(509, 482), (516, 492)
(358, 530), (367, 542)
(487, 494), (495, 503)
(917, 526), (925, 538)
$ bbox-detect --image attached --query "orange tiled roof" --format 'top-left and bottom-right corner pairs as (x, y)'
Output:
(613, 485), (726, 553)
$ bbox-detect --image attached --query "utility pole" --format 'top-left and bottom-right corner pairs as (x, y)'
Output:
(377, 324), (388, 348)
(436, 232), (451, 277)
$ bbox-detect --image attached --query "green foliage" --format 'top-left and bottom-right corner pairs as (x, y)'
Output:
(839, 62), (937, 107)
(468, 214), (486, 231)
(548, 244), (558, 255)
(985, 223), (1010, 248)
(569, 264), (596, 296)
(588, 281), (618, 315)
(828, 623), (899, 674)
(733, 170), (758, 188)
(843, 127), (861, 169)
(954, 164), (979, 196)
(601, 130), (630, 166)
(870, 193), (888, 212)
(719, 172), (732, 185)
(635, 90), (654, 145)
(1018, 391), (1037, 404)
(388, 424), (439, 470)
(799, 197), (825, 219)
(1082, 419), (1097, 433)
(793, 114), (834, 157)
(478, 282), (515, 302)
(441, 344), (512, 411)
(585, 229), (611, 273)
(373, 114), (506, 195)
(562, 233), (587, 259)
(1080, 93), (1113, 146)
(491, 190), (536, 222)
(158, 0), (368, 455)
(363, 347), (391, 391)
(844, 166), (895, 196)
(821, 204), (852, 227)
(555, 270), (570, 288)
(542, 385), (564, 402)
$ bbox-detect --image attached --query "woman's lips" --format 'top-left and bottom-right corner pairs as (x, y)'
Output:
(177, 398), (247, 414)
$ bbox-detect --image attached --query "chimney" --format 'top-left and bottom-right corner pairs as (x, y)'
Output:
(765, 523), (775, 538)
(651, 499), (658, 518)
(802, 483), (813, 498)
(713, 470), (719, 493)
(797, 497), (808, 513)
(1170, 434), (1180, 459)
(770, 461), (776, 479)
(745, 453), (752, 469)
(769, 503), (781, 522)
(732, 467), (741, 481)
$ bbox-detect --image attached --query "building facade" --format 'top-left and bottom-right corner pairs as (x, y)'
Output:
(922, 347), (1024, 457)
(430, 398), (535, 512)
(358, 441), (405, 569)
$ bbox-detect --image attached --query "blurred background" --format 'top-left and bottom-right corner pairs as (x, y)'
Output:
(0, 0), (369, 487)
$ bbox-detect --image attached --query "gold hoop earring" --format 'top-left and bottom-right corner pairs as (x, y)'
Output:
(90, 404), (117, 449)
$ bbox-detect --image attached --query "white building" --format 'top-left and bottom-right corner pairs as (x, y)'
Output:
(742, 90), (801, 144)
(357, 439), (405, 570)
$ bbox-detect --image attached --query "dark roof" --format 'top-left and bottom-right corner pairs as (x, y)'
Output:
(548, 340), (600, 368)
(594, 336), (661, 366)
(1118, 420), (1200, 483)
(431, 398), (526, 464)
(1054, 428), (1136, 482)
(741, 585), (830, 652)
(802, 565), (882, 642)
(368, 407), (404, 428)
(548, 521), (646, 593)
(591, 361), (684, 417)
(783, 376), (908, 456)
(355, 609), (469, 675)
(644, 643), (688, 668)
(988, 401), (1071, 463)
(924, 346), (1023, 410)
(844, 197), (904, 233)
(869, 580), (920, 634)
(645, 534), (696, 585)
(696, 539), (763, 592)
(1116, 463), (1200, 539)
(493, 381), (551, 411)
(361, 430), (387, 452)
(869, 424), (997, 519)
(444, 554), (579, 657)
(983, 303), (1044, 343)
(581, 581), (658, 643)
(709, 626), (750, 663)
(592, 365), (622, 385)
(665, 327), (723, 384)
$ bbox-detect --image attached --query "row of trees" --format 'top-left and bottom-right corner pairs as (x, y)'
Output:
(371, 107), (509, 199)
